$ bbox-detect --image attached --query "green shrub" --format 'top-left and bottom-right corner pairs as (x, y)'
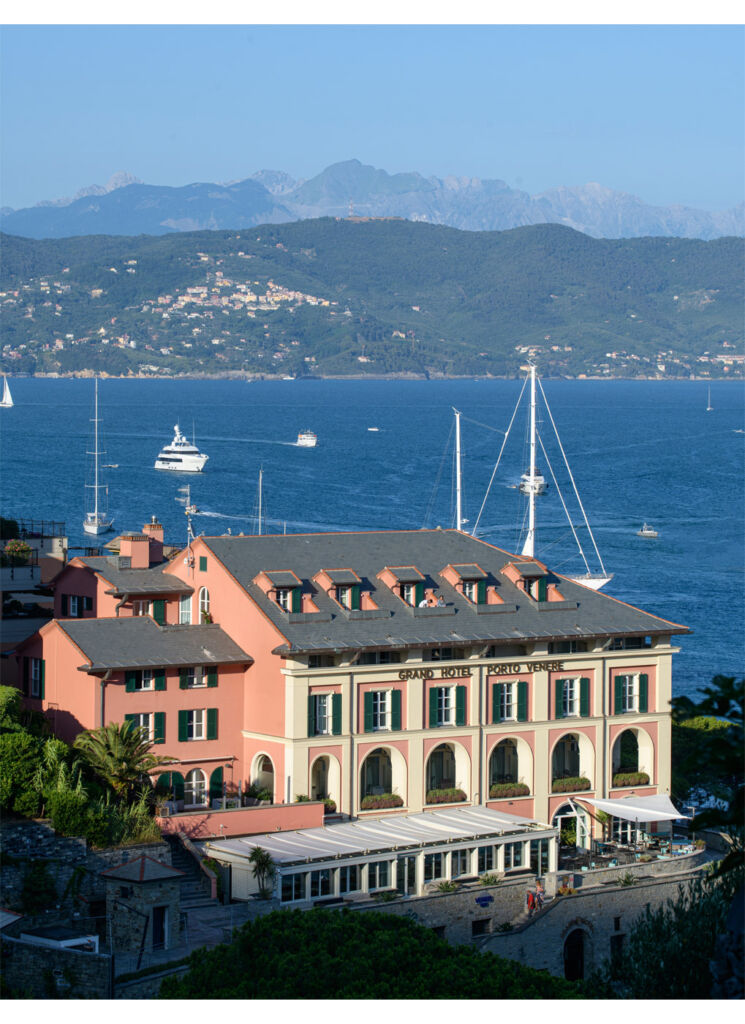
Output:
(436, 880), (458, 893)
(612, 772), (650, 787)
(0, 731), (43, 816)
(360, 793), (403, 810)
(425, 787), (467, 804)
(479, 873), (503, 886)
(551, 776), (591, 793)
(294, 794), (310, 802)
(323, 799), (336, 813)
(48, 790), (89, 835)
(489, 782), (530, 799)
(619, 872), (638, 887)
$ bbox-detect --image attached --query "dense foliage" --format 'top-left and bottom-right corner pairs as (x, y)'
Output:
(0, 688), (163, 846)
(159, 908), (583, 999)
(594, 869), (745, 999)
(671, 675), (744, 875)
(1, 221), (742, 378)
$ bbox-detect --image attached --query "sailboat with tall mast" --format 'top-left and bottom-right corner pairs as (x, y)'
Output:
(473, 364), (612, 590)
(0, 375), (13, 408)
(83, 378), (114, 536)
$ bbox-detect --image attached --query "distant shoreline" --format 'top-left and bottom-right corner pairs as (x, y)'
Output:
(7, 372), (744, 383)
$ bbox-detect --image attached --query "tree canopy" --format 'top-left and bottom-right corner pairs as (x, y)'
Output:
(160, 908), (583, 999)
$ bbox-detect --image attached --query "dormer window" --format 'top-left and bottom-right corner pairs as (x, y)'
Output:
(401, 582), (422, 607)
(277, 588), (292, 612)
(337, 584), (360, 610)
(378, 566), (425, 607)
(446, 564), (488, 604)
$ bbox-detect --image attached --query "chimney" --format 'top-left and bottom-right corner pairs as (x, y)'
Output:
(142, 516), (164, 564)
(119, 535), (150, 570)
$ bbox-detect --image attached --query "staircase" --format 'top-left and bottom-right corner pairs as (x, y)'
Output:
(165, 834), (220, 910)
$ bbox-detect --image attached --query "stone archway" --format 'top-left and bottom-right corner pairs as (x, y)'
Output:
(564, 928), (586, 980)
(311, 753), (341, 805)
(252, 753), (275, 801)
(360, 746), (407, 804)
(612, 726), (654, 782)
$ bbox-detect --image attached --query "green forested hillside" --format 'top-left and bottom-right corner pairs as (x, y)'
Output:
(1, 220), (742, 377)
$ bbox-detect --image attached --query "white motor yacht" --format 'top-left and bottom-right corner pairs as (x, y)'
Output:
(154, 425), (209, 472)
(296, 431), (317, 448)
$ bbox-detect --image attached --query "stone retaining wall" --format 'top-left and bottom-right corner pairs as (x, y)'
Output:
(0, 934), (112, 999)
(480, 869), (701, 978)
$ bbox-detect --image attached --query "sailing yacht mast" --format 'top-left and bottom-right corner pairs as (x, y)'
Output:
(92, 378), (100, 524)
(521, 365), (538, 557)
(453, 408), (463, 530)
(258, 467), (263, 536)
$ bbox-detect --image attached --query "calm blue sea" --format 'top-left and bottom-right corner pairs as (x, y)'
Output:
(2, 377), (743, 700)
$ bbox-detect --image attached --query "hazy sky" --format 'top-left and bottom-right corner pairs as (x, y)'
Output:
(1, 22), (743, 211)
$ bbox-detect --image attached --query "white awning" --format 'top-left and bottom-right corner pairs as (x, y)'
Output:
(573, 794), (689, 823)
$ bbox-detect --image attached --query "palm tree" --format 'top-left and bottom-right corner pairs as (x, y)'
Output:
(248, 845), (276, 898)
(73, 721), (173, 802)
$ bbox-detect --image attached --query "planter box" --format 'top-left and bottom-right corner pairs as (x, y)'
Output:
(612, 772), (650, 787)
(425, 788), (467, 805)
(552, 776), (591, 793)
(360, 793), (404, 810)
(489, 783), (530, 799)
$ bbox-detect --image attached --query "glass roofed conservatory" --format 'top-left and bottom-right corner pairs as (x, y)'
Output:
(204, 806), (558, 904)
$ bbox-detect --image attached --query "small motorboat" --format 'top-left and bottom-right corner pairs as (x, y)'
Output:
(296, 431), (317, 448)
(637, 523), (659, 538)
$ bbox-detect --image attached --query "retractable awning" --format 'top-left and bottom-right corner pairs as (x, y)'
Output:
(573, 794), (689, 823)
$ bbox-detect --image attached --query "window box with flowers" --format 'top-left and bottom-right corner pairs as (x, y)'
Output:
(425, 787), (467, 805)
(612, 771), (650, 788)
(489, 782), (531, 799)
(360, 793), (404, 810)
(1, 539), (33, 566)
(551, 776), (591, 793)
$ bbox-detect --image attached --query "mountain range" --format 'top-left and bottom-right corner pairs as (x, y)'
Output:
(2, 160), (742, 241)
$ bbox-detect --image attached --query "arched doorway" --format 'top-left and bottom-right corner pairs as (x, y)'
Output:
(252, 754), (274, 801)
(361, 748), (392, 798)
(184, 768), (207, 807)
(552, 734), (580, 780)
(553, 801), (590, 850)
(564, 928), (586, 980)
(427, 743), (456, 791)
(311, 756), (329, 799)
(613, 729), (639, 773)
(490, 739), (518, 785)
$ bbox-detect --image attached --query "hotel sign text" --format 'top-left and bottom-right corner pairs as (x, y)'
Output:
(398, 661), (564, 680)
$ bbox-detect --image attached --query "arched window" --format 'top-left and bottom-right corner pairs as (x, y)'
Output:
(198, 587), (210, 622)
(184, 768), (207, 806)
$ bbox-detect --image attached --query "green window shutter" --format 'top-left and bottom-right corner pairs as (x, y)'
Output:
(153, 712), (165, 744)
(350, 585), (361, 611)
(61, 594), (68, 616)
(173, 772), (184, 800)
(40, 660), (45, 700)
(209, 766), (223, 801)
(76, 599), (84, 618)
(638, 673), (649, 713)
(391, 689), (402, 731)
(291, 587), (302, 613)
(22, 657), (29, 696)
(455, 685), (466, 726)
(331, 693), (342, 735)
(154, 670), (166, 691)
(152, 599), (165, 625)
(83, 596), (93, 612)
(580, 677), (590, 718)
(537, 577), (548, 602)
(179, 668), (189, 690)
(614, 678), (624, 715)
(199, 556), (207, 572)
(476, 579), (486, 605)
(493, 683), (503, 723)
(363, 691), (374, 733)
(207, 667), (218, 688)
(207, 708), (218, 740)
(555, 679), (564, 719)
(124, 713), (136, 727)
(178, 710), (188, 742)
(125, 671), (137, 693)
(429, 686), (439, 728)
(307, 695), (316, 737)
(414, 582), (424, 606)
(517, 680), (528, 722)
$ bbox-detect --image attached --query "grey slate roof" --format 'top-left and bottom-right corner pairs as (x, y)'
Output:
(58, 617), (251, 671)
(202, 529), (688, 655)
(76, 555), (193, 596)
